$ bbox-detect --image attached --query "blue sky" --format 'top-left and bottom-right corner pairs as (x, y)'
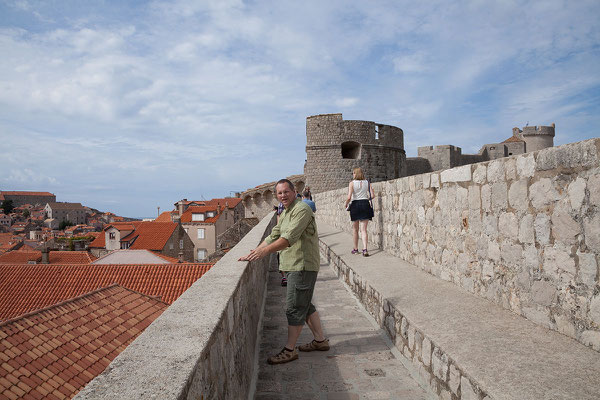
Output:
(1, 0), (599, 218)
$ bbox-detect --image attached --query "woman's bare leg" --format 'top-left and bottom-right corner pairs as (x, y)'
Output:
(360, 220), (369, 250)
(352, 220), (359, 249)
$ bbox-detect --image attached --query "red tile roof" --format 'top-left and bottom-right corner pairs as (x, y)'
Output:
(0, 191), (55, 197)
(128, 223), (177, 251)
(179, 206), (221, 224)
(0, 251), (96, 265)
(502, 135), (524, 143)
(90, 222), (178, 251)
(0, 263), (212, 320)
(0, 285), (168, 399)
(206, 197), (242, 208)
(155, 211), (177, 222)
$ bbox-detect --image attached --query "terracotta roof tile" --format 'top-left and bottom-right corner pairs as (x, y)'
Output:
(0, 192), (55, 197)
(0, 285), (166, 398)
(155, 211), (176, 222)
(502, 135), (524, 143)
(0, 263), (212, 320)
(0, 251), (96, 265)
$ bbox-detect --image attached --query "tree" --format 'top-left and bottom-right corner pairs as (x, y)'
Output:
(1, 200), (14, 215)
(59, 220), (74, 230)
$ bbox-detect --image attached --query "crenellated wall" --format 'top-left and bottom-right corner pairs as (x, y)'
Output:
(75, 212), (277, 399)
(315, 138), (600, 351)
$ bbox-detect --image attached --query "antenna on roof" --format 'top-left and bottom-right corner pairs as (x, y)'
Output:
(157, 206), (160, 217)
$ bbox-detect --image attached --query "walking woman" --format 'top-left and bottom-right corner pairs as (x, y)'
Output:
(344, 167), (375, 256)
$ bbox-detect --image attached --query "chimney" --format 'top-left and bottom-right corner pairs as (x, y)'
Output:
(41, 247), (50, 264)
(178, 251), (184, 263)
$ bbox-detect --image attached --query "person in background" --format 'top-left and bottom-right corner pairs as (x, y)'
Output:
(302, 190), (316, 212)
(344, 167), (375, 257)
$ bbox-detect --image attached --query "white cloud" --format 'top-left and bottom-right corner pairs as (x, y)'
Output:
(335, 97), (359, 108)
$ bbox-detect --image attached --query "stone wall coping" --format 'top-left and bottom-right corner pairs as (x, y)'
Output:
(75, 212), (275, 399)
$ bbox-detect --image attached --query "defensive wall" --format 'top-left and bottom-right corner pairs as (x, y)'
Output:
(315, 138), (600, 352)
(75, 213), (277, 399)
(304, 113), (407, 194)
(238, 174), (305, 220)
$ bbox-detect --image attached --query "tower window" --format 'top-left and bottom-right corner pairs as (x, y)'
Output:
(341, 141), (361, 159)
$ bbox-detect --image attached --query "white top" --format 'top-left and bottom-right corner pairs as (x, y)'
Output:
(351, 180), (370, 201)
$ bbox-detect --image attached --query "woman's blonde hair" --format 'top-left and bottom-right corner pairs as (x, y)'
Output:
(353, 167), (365, 180)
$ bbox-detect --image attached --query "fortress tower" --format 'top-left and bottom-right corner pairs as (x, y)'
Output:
(304, 113), (406, 194)
(512, 123), (555, 153)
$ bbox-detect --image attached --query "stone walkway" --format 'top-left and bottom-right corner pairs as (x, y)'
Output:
(253, 259), (434, 400)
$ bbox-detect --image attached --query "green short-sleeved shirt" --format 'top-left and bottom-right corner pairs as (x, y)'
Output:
(265, 198), (319, 271)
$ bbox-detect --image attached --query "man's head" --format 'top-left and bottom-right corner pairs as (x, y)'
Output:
(302, 190), (310, 199)
(275, 179), (295, 208)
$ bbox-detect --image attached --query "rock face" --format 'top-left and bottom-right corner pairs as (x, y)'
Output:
(315, 138), (600, 351)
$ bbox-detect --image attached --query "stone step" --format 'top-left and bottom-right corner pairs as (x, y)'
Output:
(317, 221), (600, 400)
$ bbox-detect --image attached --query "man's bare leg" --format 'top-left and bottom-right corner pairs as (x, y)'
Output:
(305, 311), (325, 342)
(285, 325), (303, 349)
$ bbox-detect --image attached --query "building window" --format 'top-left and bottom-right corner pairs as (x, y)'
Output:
(192, 213), (205, 221)
(109, 232), (115, 239)
(197, 228), (205, 239)
(179, 239), (184, 249)
(341, 141), (361, 159)
(207, 211), (215, 218)
(197, 249), (207, 260)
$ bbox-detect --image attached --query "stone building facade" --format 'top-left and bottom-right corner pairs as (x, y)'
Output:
(304, 113), (406, 194)
(408, 124), (555, 174)
(0, 191), (56, 207)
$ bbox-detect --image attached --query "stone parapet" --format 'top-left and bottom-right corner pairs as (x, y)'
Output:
(75, 212), (277, 399)
(315, 138), (600, 351)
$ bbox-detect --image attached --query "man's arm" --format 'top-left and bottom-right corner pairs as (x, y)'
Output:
(238, 237), (289, 262)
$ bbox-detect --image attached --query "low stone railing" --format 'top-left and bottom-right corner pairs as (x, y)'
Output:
(75, 212), (276, 399)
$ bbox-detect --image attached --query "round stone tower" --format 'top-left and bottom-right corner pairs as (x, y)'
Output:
(512, 123), (555, 153)
(304, 113), (406, 194)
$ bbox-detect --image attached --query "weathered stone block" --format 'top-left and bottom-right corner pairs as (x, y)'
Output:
(531, 280), (557, 306)
(432, 348), (448, 381)
(468, 186), (480, 210)
(518, 214), (535, 244)
(448, 363), (460, 395)
(589, 174), (600, 206)
(568, 177), (586, 211)
(422, 337), (431, 367)
(522, 306), (550, 327)
(583, 214), (600, 252)
(536, 139), (599, 170)
(534, 214), (551, 245)
(431, 173), (440, 188)
(554, 314), (576, 337)
(498, 212), (518, 240)
(441, 165), (471, 183)
(488, 241), (501, 262)
(508, 179), (528, 211)
(530, 178), (560, 209)
(460, 377), (478, 400)
(487, 159), (505, 183)
(577, 251), (598, 286)
(516, 153), (535, 178)
(581, 330), (600, 351)
(590, 295), (600, 326)
(543, 244), (576, 279)
(491, 182), (508, 211)
(551, 209), (581, 245)
(481, 184), (491, 212)
(473, 164), (487, 184)
(501, 242), (522, 266)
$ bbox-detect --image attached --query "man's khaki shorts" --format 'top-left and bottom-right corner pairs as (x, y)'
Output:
(284, 270), (318, 326)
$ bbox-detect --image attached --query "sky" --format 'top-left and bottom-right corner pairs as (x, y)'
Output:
(1, 0), (599, 218)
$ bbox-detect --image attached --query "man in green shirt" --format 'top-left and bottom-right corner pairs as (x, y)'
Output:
(239, 179), (329, 364)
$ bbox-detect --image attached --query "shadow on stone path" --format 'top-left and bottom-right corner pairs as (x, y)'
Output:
(254, 258), (435, 400)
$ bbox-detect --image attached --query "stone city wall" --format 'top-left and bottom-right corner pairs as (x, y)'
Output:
(315, 138), (600, 351)
(75, 213), (277, 400)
